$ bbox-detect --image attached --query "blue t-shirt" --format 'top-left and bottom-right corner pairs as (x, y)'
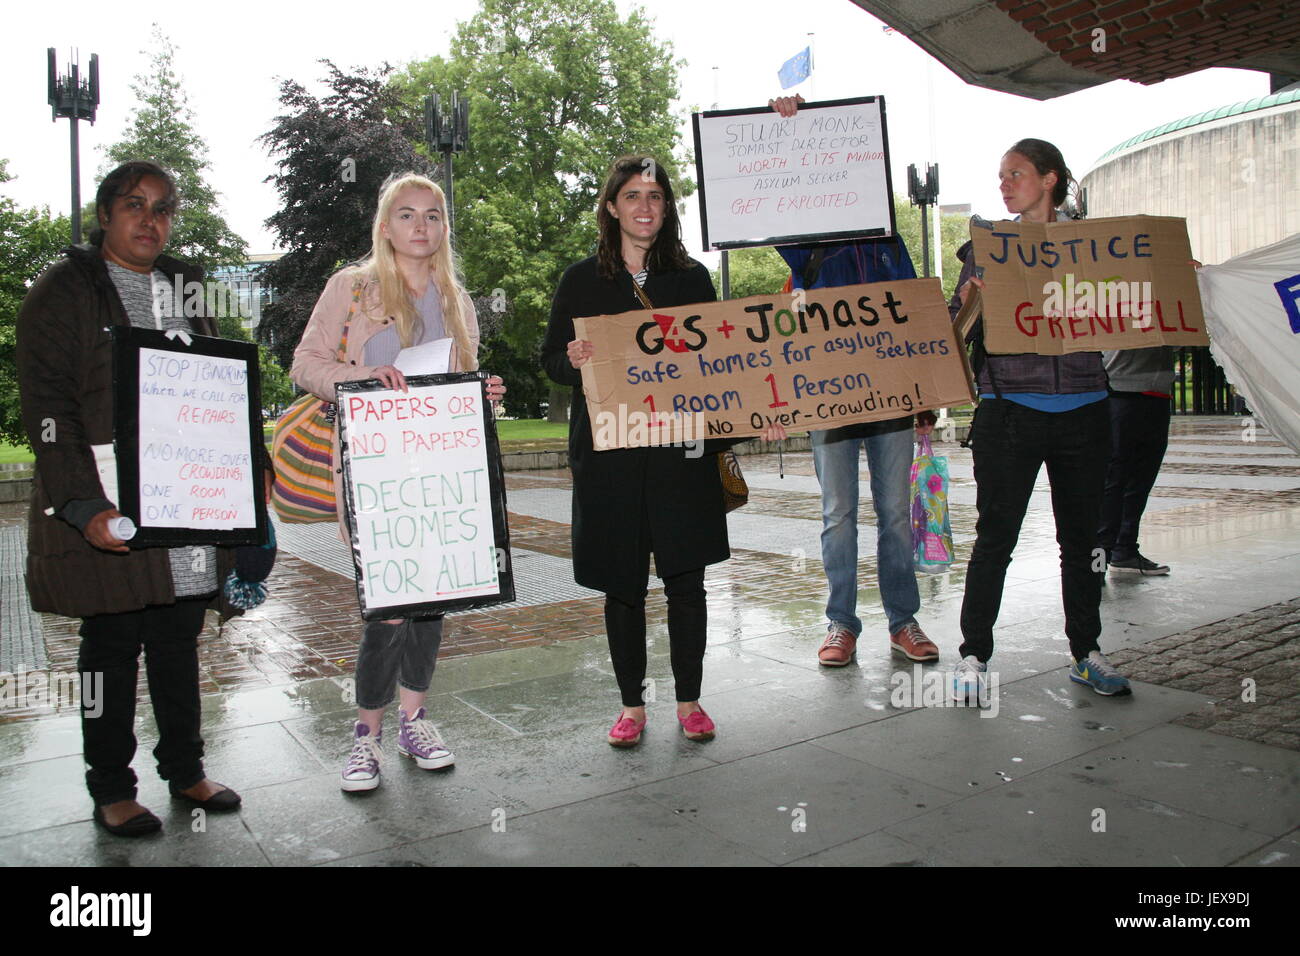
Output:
(980, 391), (1108, 412)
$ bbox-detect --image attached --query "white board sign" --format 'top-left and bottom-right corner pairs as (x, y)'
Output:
(337, 374), (515, 619)
(136, 348), (258, 528)
(692, 96), (895, 250)
(112, 327), (267, 547)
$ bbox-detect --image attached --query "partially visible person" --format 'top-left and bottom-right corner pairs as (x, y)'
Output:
(768, 94), (941, 669)
(950, 139), (1132, 700)
(1098, 346), (1174, 576)
(291, 172), (504, 792)
(17, 161), (264, 836)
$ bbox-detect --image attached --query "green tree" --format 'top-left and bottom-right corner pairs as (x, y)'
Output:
(257, 62), (432, 365)
(892, 193), (969, 302)
(390, 0), (690, 420)
(103, 25), (246, 274)
(709, 247), (791, 300)
(215, 313), (295, 417)
(0, 160), (72, 447)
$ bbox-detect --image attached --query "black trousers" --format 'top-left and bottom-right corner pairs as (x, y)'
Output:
(959, 399), (1110, 663)
(78, 598), (209, 805)
(1097, 392), (1171, 561)
(604, 568), (708, 708)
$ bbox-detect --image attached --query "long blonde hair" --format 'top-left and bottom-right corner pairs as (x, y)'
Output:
(352, 173), (477, 370)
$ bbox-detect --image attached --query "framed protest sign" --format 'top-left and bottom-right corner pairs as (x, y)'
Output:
(693, 96), (895, 251)
(337, 372), (515, 620)
(969, 215), (1210, 354)
(111, 327), (267, 547)
(574, 278), (974, 449)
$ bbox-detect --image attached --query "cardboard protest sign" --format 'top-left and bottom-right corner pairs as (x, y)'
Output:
(693, 96), (895, 250)
(574, 279), (974, 450)
(111, 327), (267, 547)
(337, 373), (514, 620)
(969, 215), (1209, 354)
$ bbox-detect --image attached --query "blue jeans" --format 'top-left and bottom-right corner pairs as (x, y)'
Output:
(811, 426), (920, 636)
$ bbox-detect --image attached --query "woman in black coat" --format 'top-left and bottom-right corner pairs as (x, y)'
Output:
(543, 156), (727, 747)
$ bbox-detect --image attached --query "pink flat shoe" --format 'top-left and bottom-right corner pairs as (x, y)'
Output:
(607, 713), (646, 748)
(678, 707), (715, 742)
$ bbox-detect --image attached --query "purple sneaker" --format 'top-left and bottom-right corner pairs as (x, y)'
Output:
(398, 708), (454, 770)
(340, 722), (382, 792)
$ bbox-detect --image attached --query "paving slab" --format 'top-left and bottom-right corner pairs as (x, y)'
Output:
(1046, 724), (1300, 837)
(881, 769), (1277, 867)
(324, 790), (772, 867)
(636, 741), (961, 865)
(810, 671), (1207, 796)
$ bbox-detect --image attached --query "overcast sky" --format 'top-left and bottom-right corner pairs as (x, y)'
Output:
(5, 0), (1270, 272)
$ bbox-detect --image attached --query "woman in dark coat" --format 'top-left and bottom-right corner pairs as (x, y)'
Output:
(543, 156), (727, 747)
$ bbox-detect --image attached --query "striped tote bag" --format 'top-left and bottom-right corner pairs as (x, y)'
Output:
(270, 281), (361, 522)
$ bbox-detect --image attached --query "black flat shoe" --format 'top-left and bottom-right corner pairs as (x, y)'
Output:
(93, 805), (162, 837)
(168, 781), (242, 811)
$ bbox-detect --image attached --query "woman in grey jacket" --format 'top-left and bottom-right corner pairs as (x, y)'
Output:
(948, 139), (1132, 702)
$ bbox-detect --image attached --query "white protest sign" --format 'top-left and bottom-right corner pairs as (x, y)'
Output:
(693, 96), (894, 250)
(339, 378), (504, 614)
(135, 347), (258, 530)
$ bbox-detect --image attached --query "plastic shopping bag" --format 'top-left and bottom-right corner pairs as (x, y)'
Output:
(910, 435), (954, 573)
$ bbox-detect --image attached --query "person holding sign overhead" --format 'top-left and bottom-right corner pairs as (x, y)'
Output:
(545, 156), (772, 747)
(767, 94), (942, 670)
(291, 172), (505, 792)
(949, 139), (1130, 701)
(16, 161), (267, 836)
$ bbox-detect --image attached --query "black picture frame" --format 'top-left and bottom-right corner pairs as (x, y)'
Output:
(111, 327), (268, 548)
(337, 372), (515, 620)
(692, 95), (897, 251)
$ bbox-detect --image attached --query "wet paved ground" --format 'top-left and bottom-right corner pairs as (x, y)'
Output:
(0, 415), (1297, 866)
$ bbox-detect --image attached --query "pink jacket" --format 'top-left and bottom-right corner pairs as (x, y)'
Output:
(289, 268), (481, 538)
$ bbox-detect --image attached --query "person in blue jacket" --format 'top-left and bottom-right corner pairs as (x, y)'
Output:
(766, 94), (940, 670)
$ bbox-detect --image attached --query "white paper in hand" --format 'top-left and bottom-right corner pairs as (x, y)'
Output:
(393, 338), (453, 376)
(92, 443), (119, 508)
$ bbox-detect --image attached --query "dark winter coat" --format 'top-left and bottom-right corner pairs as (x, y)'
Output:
(16, 244), (254, 618)
(542, 256), (727, 602)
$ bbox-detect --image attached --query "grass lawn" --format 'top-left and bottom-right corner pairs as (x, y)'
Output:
(0, 442), (34, 465)
(495, 418), (568, 442)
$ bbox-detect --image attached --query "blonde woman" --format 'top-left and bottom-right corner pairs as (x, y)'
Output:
(292, 172), (504, 791)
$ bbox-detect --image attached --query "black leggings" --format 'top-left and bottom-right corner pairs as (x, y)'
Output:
(604, 568), (708, 708)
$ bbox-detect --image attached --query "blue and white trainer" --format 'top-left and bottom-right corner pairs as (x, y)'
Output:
(1069, 651), (1132, 696)
(951, 655), (988, 705)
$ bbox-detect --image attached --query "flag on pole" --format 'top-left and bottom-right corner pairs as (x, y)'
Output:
(777, 47), (813, 90)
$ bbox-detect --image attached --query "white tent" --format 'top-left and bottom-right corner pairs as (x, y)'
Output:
(1197, 233), (1300, 455)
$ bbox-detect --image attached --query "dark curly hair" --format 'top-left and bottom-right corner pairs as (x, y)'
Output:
(595, 155), (691, 280)
(89, 160), (178, 246)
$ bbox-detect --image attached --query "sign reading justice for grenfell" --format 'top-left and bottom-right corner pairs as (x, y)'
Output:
(970, 215), (1210, 355)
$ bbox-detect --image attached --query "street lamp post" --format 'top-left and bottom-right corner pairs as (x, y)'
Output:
(424, 92), (469, 238)
(47, 49), (100, 245)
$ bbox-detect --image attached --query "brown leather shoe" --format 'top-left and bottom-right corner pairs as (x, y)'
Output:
(818, 626), (857, 667)
(890, 621), (939, 662)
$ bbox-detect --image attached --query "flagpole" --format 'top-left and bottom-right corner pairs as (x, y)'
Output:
(714, 65), (730, 300)
(807, 32), (816, 100)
